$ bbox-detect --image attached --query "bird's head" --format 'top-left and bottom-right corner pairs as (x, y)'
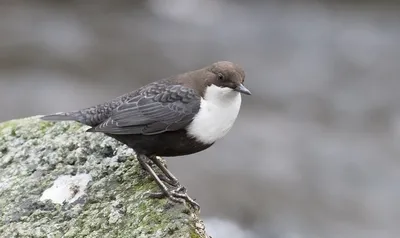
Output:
(206, 61), (251, 96)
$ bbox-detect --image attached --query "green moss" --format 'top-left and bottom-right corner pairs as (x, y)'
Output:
(10, 127), (16, 136)
(68, 122), (84, 132)
(0, 120), (16, 131)
(39, 121), (55, 133)
(0, 121), (17, 136)
(190, 228), (202, 238)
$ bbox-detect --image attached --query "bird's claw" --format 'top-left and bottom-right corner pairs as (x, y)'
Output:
(148, 186), (200, 211)
(171, 188), (200, 211)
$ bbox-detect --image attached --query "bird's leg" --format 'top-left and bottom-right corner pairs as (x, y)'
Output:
(137, 155), (200, 211)
(148, 155), (180, 187)
(137, 155), (179, 187)
(136, 154), (184, 204)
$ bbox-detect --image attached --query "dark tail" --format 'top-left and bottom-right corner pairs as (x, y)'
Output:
(40, 112), (82, 122)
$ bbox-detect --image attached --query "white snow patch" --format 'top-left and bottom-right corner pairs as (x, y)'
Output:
(0, 181), (10, 191)
(0, 177), (11, 192)
(40, 174), (92, 204)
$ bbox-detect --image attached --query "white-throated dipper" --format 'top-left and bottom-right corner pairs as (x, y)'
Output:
(41, 61), (251, 210)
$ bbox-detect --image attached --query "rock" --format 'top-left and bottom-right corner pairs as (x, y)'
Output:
(0, 116), (208, 238)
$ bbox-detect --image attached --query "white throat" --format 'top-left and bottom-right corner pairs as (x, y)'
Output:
(187, 84), (242, 144)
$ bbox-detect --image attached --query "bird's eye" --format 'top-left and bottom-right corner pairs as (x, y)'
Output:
(217, 73), (224, 80)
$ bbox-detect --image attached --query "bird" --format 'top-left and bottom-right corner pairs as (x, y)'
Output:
(41, 61), (251, 210)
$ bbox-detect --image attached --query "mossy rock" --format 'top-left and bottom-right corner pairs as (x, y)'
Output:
(0, 116), (208, 238)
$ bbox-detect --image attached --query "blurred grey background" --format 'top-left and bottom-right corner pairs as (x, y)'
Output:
(1, 0), (400, 237)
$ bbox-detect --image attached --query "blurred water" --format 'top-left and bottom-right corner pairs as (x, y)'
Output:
(1, 1), (400, 237)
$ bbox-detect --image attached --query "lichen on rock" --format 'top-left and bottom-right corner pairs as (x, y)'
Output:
(0, 116), (208, 238)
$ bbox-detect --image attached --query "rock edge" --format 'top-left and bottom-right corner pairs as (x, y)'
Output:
(0, 116), (208, 238)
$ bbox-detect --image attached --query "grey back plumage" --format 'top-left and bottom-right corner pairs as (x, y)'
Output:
(42, 79), (201, 135)
(90, 81), (201, 135)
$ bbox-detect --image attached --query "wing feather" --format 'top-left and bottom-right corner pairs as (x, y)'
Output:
(90, 83), (201, 135)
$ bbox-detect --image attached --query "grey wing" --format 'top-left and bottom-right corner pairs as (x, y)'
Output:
(89, 84), (201, 135)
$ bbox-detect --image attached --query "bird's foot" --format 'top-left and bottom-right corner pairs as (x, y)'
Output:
(149, 186), (200, 211)
(137, 154), (199, 211)
(158, 175), (181, 188)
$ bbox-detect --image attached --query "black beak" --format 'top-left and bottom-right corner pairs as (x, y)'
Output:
(234, 84), (251, 95)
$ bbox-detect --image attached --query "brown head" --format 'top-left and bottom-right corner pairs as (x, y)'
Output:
(177, 61), (251, 97)
(205, 61), (251, 95)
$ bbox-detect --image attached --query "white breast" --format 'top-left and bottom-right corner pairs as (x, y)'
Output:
(186, 85), (242, 144)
